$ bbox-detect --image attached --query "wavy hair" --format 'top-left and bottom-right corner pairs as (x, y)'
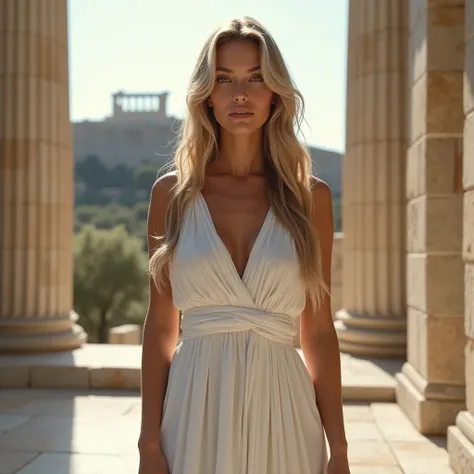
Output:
(149, 16), (328, 308)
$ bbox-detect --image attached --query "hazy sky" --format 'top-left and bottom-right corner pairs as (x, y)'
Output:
(67, 0), (348, 152)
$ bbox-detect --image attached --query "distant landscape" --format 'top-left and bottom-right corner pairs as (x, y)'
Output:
(74, 146), (342, 249)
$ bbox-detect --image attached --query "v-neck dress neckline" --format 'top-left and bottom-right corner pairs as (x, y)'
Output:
(197, 191), (273, 282)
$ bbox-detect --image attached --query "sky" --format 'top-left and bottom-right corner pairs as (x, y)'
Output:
(67, 0), (348, 153)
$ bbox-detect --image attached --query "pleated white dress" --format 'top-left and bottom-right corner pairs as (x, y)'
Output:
(160, 192), (328, 474)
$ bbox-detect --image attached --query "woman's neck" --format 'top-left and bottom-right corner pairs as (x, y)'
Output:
(212, 130), (265, 178)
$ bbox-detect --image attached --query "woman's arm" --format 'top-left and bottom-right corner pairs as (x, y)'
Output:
(138, 174), (180, 453)
(300, 178), (348, 455)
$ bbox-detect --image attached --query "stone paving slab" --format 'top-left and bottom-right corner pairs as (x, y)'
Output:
(0, 389), (455, 474)
(0, 344), (402, 402)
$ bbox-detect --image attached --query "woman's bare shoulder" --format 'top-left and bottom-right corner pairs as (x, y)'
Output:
(309, 176), (332, 204)
(148, 171), (178, 235)
(308, 176), (333, 232)
(151, 171), (178, 197)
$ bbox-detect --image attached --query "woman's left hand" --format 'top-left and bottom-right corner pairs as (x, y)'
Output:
(327, 452), (351, 474)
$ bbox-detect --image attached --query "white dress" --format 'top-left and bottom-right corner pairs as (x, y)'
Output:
(160, 192), (328, 474)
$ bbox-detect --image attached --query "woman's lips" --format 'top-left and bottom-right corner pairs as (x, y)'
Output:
(229, 112), (253, 119)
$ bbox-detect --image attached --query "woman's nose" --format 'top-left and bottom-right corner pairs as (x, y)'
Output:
(233, 92), (248, 103)
(232, 83), (248, 102)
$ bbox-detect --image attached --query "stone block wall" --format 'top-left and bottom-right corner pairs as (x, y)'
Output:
(396, 0), (467, 435)
(109, 325), (142, 345)
(448, 1), (474, 471)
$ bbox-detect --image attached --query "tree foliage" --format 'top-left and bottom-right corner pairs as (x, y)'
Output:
(73, 225), (149, 343)
(133, 165), (159, 192)
(75, 155), (108, 192)
(75, 158), (164, 200)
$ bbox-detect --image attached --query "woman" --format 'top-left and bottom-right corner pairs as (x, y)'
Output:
(138, 16), (349, 474)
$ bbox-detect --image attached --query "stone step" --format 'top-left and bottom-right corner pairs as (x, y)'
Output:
(0, 344), (403, 402)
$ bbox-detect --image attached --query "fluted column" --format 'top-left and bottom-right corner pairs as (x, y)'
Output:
(448, 0), (474, 470)
(335, 0), (408, 357)
(396, 0), (465, 435)
(0, 0), (87, 352)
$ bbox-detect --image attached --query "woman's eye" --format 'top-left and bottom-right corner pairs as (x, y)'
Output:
(216, 76), (231, 83)
(215, 75), (264, 84)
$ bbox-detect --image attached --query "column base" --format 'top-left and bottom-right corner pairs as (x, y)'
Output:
(448, 412), (474, 473)
(396, 362), (466, 435)
(0, 311), (87, 353)
(334, 309), (406, 357)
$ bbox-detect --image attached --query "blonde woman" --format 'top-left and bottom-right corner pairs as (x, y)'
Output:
(138, 17), (349, 474)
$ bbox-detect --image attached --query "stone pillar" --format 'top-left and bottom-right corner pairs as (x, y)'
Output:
(335, 0), (408, 357)
(448, 0), (474, 469)
(396, 0), (466, 435)
(0, 0), (87, 352)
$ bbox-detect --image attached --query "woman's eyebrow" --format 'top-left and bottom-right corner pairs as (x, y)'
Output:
(216, 66), (261, 73)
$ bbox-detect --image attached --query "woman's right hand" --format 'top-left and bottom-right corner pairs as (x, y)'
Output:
(138, 446), (169, 474)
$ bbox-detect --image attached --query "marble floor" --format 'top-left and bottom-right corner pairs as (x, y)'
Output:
(0, 388), (454, 474)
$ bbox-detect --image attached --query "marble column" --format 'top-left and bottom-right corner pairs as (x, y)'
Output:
(335, 0), (409, 357)
(0, 0), (87, 352)
(448, 0), (474, 469)
(396, 0), (466, 435)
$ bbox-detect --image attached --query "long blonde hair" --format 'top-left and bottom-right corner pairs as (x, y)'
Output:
(149, 16), (327, 308)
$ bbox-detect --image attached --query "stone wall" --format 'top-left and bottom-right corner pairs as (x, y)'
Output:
(448, 0), (474, 470)
(109, 325), (142, 345)
(397, 0), (466, 436)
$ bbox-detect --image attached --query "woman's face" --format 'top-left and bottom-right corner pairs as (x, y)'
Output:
(208, 40), (274, 136)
